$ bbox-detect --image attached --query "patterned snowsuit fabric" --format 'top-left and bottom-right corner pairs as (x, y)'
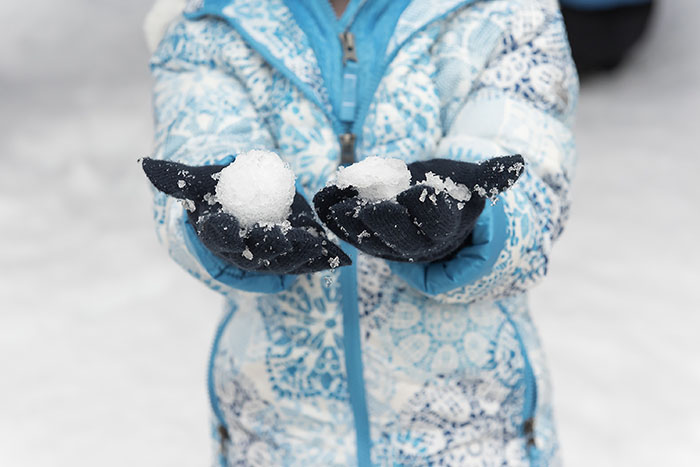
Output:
(148, 0), (578, 465)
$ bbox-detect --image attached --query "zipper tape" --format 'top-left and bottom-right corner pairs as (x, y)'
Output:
(339, 246), (372, 466)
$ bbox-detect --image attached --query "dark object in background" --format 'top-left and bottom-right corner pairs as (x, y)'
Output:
(560, 0), (654, 75)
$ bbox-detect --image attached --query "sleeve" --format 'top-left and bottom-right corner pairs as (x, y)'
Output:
(148, 16), (296, 296)
(389, 1), (578, 304)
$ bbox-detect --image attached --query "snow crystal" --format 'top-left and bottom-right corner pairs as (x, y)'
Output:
(303, 226), (320, 237)
(508, 162), (524, 174)
(357, 230), (370, 243)
(241, 248), (253, 260)
(179, 199), (196, 212)
(473, 184), (487, 197)
(214, 149), (296, 229)
(328, 256), (341, 269)
(333, 156), (411, 202)
(420, 172), (471, 202)
(251, 220), (293, 235)
(177, 180), (186, 189)
(419, 189), (428, 203)
(323, 275), (334, 288)
(203, 192), (216, 205)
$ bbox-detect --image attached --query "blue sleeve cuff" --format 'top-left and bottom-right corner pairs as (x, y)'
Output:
(182, 215), (296, 294)
(388, 200), (508, 296)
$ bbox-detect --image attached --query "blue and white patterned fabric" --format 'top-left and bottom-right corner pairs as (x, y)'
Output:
(147, 0), (578, 465)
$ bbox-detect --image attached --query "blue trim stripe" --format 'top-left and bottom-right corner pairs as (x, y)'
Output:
(497, 304), (540, 466)
(339, 246), (372, 466)
(207, 305), (238, 463)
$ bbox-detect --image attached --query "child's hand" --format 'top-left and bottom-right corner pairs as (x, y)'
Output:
(142, 158), (351, 274)
(313, 155), (524, 263)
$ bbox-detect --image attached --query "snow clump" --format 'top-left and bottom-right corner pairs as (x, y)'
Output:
(333, 156), (412, 202)
(420, 172), (471, 202)
(215, 149), (296, 229)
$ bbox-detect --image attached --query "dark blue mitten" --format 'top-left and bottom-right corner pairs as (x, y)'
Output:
(142, 158), (350, 274)
(313, 155), (524, 263)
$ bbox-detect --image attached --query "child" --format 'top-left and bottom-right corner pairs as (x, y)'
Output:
(144, 0), (577, 465)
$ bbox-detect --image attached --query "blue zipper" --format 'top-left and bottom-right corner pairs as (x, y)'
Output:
(336, 20), (371, 466)
(498, 304), (540, 466)
(338, 247), (372, 467)
(207, 305), (238, 466)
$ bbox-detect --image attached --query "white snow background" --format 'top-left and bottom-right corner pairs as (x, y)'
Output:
(0, 1), (698, 466)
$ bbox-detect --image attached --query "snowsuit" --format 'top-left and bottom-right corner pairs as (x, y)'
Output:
(147, 0), (578, 465)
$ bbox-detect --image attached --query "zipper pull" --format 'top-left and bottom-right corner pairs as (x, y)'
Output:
(523, 417), (537, 448)
(339, 31), (359, 122)
(340, 32), (357, 64)
(339, 133), (356, 165)
(218, 424), (230, 454)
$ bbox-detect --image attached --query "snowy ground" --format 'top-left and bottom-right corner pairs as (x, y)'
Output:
(1, 1), (698, 466)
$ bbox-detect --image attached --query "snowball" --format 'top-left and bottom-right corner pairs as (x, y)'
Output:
(333, 156), (411, 202)
(214, 149), (296, 228)
(420, 172), (471, 202)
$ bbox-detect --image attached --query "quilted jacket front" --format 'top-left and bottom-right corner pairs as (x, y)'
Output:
(147, 0), (578, 465)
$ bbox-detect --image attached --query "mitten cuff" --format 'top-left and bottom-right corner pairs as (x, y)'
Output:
(182, 215), (296, 294)
(388, 200), (508, 296)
